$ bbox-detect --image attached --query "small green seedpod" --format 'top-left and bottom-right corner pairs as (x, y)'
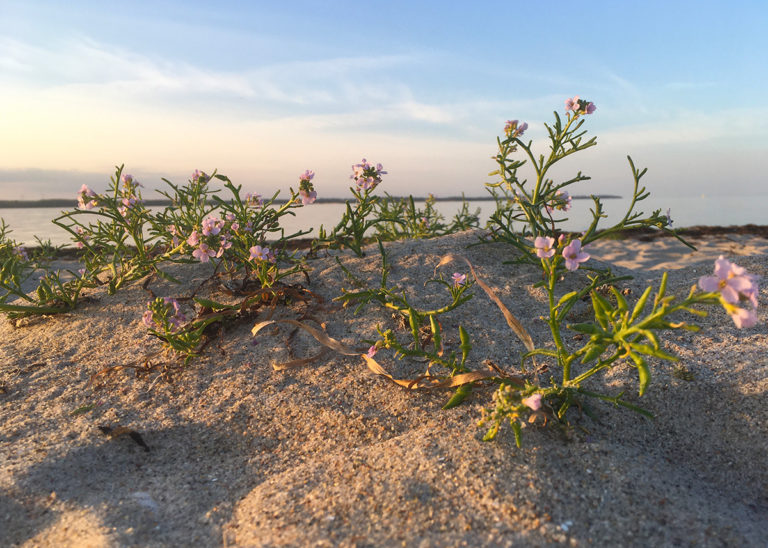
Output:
(580, 343), (606, 365)
(429, 315), (442, 355)
(630, 353), (651, 396)
(442, 383), (472, 410)
(556, 291), (579, 309)
(569, 322), (602, 335)
(630, 286), (653, 322)
(458, 325), (472, 366)
(610, 286), (629, 312)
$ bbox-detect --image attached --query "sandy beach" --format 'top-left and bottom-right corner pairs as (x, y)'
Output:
(1, 228), (766, 547)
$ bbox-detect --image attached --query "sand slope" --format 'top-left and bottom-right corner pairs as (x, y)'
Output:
(1, 230), (766, 547)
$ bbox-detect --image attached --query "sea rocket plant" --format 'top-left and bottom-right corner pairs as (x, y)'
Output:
(479, 96), (761, 446)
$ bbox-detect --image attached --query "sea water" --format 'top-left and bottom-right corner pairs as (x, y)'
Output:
(1, 195), (765, 247)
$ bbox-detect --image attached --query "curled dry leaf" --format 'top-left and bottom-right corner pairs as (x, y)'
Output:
(251, 318), (524, 390)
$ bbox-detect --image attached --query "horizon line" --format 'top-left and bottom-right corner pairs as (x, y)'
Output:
(0, 195), (623, 209)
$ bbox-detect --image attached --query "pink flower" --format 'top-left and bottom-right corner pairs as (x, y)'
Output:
(565, 96), (580, 112)
(77, 185), (98, 210)
(201, 216), (222, 236)
(79, 184), (95, 197)
(142, 309), (155, 328)
(562, 239), (589, 271)
(534, 236), (556, 259)
(730, 307), (757, 329)
(298, 170), (317, 201)
(366, 345), (377, 358)
(186, 230), (200, 247)
(698, 256), (758, 306)
(299, 189), (317, 205)
(452, 272), (467, 287)
(522, 393), (542, 411)
(192, 243), (216, 263)
(565, 96), (596, 115)
(249, 245), (270, 262)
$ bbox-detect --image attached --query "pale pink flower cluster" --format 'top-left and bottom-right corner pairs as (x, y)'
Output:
(168, 224), (180, 248)
(118, 174), (143, 217)
(191, 170), (209, 185)
(546, 189), (572, 213)
(564, 95), (596, 115)
(534, 235), (590, 271)
(185, 215), (235, 263)
(298, 170), (317, 205)
(202, 216), (224, 236)
(77, 184), (98, 210)
(12, 245), (28, 260)
(74, 226), (89, 249)
(699, 256), (760, 328)
(351, 159), (386, 191)
(504, 119), (528, 138)
(244, 193), (263, 208)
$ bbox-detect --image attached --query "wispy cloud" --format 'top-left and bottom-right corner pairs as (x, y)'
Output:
(662, 81), (719, 90)
(598, 107), (768, 149)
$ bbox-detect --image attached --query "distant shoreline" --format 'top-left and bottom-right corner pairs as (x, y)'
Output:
(0, 195), (623, 209)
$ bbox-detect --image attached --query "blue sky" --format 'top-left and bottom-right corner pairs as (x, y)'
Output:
(1, 0), (766, 200)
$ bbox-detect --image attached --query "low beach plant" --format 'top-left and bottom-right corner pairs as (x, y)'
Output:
(1, 97), (761, 450)
(0, 219), (87, 317)
(475, 97), (760, 445)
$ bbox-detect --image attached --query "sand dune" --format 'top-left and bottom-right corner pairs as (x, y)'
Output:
(1, 229), (766, 547)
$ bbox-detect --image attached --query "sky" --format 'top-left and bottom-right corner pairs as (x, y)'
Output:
(1, 0), (766, 201)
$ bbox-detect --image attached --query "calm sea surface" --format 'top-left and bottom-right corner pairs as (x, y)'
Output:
(1, 195), (766, 247)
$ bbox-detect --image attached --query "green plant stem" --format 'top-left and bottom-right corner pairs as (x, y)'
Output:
(574, 388), (654, 418)
(544, 261), (571, 380)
